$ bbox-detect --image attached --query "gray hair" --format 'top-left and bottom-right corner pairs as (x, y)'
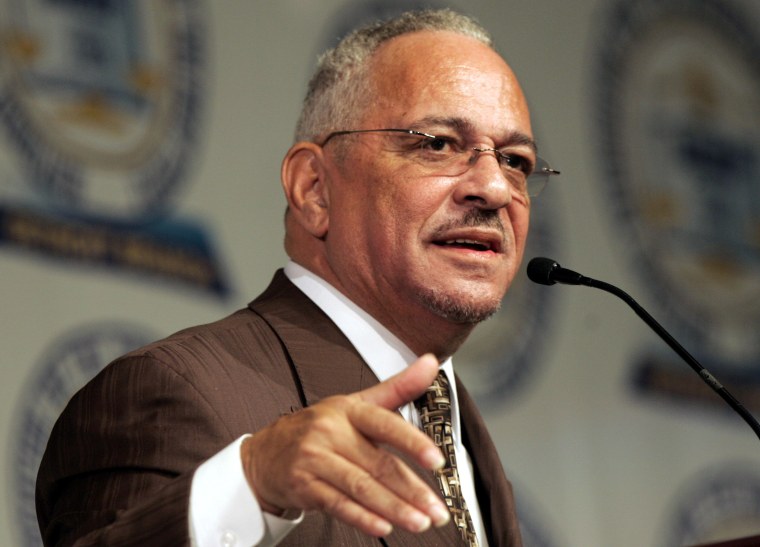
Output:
(294, 9), (494, 143)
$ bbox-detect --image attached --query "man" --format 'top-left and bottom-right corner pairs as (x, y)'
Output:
(37, 8), (557, 547)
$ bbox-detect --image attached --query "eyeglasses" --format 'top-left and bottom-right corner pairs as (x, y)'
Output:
(320, 128), (560, 198)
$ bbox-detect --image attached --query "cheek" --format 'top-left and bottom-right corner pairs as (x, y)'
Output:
(328, 182), (403, 260)
(509, 205), (531, 255)
(366, 176), (432, 234)
(333, 163), (451, 257)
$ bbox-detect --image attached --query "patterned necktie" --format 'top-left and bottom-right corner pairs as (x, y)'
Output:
(415, 370), (480, 547)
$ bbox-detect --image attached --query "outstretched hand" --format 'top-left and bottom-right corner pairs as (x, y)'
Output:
(241, 353), (451, 537)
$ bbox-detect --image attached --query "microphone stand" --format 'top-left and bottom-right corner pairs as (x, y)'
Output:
(581, 275), (760, 442)
(527, 257), (760, 442)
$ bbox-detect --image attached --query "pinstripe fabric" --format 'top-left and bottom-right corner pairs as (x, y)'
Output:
(36, 270), (521, 547)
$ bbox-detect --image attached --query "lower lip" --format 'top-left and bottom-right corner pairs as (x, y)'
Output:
(433, 244), (499, 257)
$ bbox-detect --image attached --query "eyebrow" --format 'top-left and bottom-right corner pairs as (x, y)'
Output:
(407, 116), (538, 154)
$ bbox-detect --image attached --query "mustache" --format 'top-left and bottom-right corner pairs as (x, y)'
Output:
(429, 208), (506, 239)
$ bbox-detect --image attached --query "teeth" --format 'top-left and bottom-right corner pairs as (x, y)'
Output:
(444, 239), (490, 249)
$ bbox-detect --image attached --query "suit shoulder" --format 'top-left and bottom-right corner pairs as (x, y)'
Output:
(128, 307), (276, 363)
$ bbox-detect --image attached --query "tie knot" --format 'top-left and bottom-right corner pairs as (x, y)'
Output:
(414, 370), (452, 429)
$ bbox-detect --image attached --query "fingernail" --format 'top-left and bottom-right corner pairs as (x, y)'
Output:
(407, 510), (431, 533)
(429, 502), (451, 527)
(375, 519), (393, 536)
(422, 447), (446, 470)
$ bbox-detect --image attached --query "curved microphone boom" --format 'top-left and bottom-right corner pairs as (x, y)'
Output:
(527, 256), (760, 442)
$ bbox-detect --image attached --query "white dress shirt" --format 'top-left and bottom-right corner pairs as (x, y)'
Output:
(189, 261), (488, 546)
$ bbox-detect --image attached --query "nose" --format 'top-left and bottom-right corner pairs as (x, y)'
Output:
(452, 148), (514, 210)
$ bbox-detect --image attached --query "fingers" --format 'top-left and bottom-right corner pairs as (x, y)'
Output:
(352, 353), (445, 471)
(244, 409), (450, 536)
(348, 399), (444, 471)
(358, 353), (440, 411)
(313, 450), (444, 535)
(335, 419), (449, 525)
(295, 475), (395, 537)
(320, 476), (397, 536)
(242, 353), (453, 536)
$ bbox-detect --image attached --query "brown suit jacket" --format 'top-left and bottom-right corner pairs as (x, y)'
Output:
(36, 271), (522, 547)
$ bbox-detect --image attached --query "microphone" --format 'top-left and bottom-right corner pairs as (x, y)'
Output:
(527, 256), (585, 286)
(526, 256), (760, 441)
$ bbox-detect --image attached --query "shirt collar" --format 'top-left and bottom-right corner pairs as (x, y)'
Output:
(283, 260), (461, 439)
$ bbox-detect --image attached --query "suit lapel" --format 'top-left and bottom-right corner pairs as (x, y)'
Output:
(249, 271), (469, 546)
(249, 270), (379, 404)
(456, 377), (523, 547)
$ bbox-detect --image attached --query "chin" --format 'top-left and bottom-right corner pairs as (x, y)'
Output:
(416, 287), (502, 324)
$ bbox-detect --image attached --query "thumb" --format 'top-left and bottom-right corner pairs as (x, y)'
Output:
(358, 353), (440, 410)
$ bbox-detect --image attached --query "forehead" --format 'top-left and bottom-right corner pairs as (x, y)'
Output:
(361, 30), (531, 138)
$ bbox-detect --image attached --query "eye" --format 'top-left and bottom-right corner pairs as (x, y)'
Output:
(417, 134), (464, 159)
(426, 136), (450, 152)
(419, 135), (457, 152)
(498, 152), (534, 175)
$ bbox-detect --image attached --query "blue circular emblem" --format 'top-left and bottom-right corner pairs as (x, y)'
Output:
(0, 0), (205, 223)
(7, 322), (154, 547)
(662, 463), (760, 546)
(593, 0), (760, 375)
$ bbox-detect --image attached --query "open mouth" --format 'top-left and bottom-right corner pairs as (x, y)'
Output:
(434, 238), (493, 252)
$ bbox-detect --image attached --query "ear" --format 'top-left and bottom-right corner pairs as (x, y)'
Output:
(281, 142), (330, 238)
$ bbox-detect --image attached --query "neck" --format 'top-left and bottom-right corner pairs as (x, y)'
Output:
(286, 258), (475, 359)
(401, 321), (474, 361)
(350, 289), (477, 360)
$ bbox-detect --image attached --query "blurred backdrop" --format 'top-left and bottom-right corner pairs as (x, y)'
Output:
(2, 1), (760, 545)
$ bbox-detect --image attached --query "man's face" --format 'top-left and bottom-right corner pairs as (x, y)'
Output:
(318, 31), (534, 348)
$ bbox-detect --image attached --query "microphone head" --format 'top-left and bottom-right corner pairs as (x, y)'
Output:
(527, 257), (560, 285)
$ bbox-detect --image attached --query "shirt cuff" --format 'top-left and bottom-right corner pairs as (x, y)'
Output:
(189, 434), (303, 547)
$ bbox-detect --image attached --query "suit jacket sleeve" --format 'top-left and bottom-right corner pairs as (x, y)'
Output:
(36, 271), (523, 547)
(36, 301), (305, 547)
(36, 354), (223, 546)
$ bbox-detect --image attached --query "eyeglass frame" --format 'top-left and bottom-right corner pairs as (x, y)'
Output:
(319, 128), (560, 198)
